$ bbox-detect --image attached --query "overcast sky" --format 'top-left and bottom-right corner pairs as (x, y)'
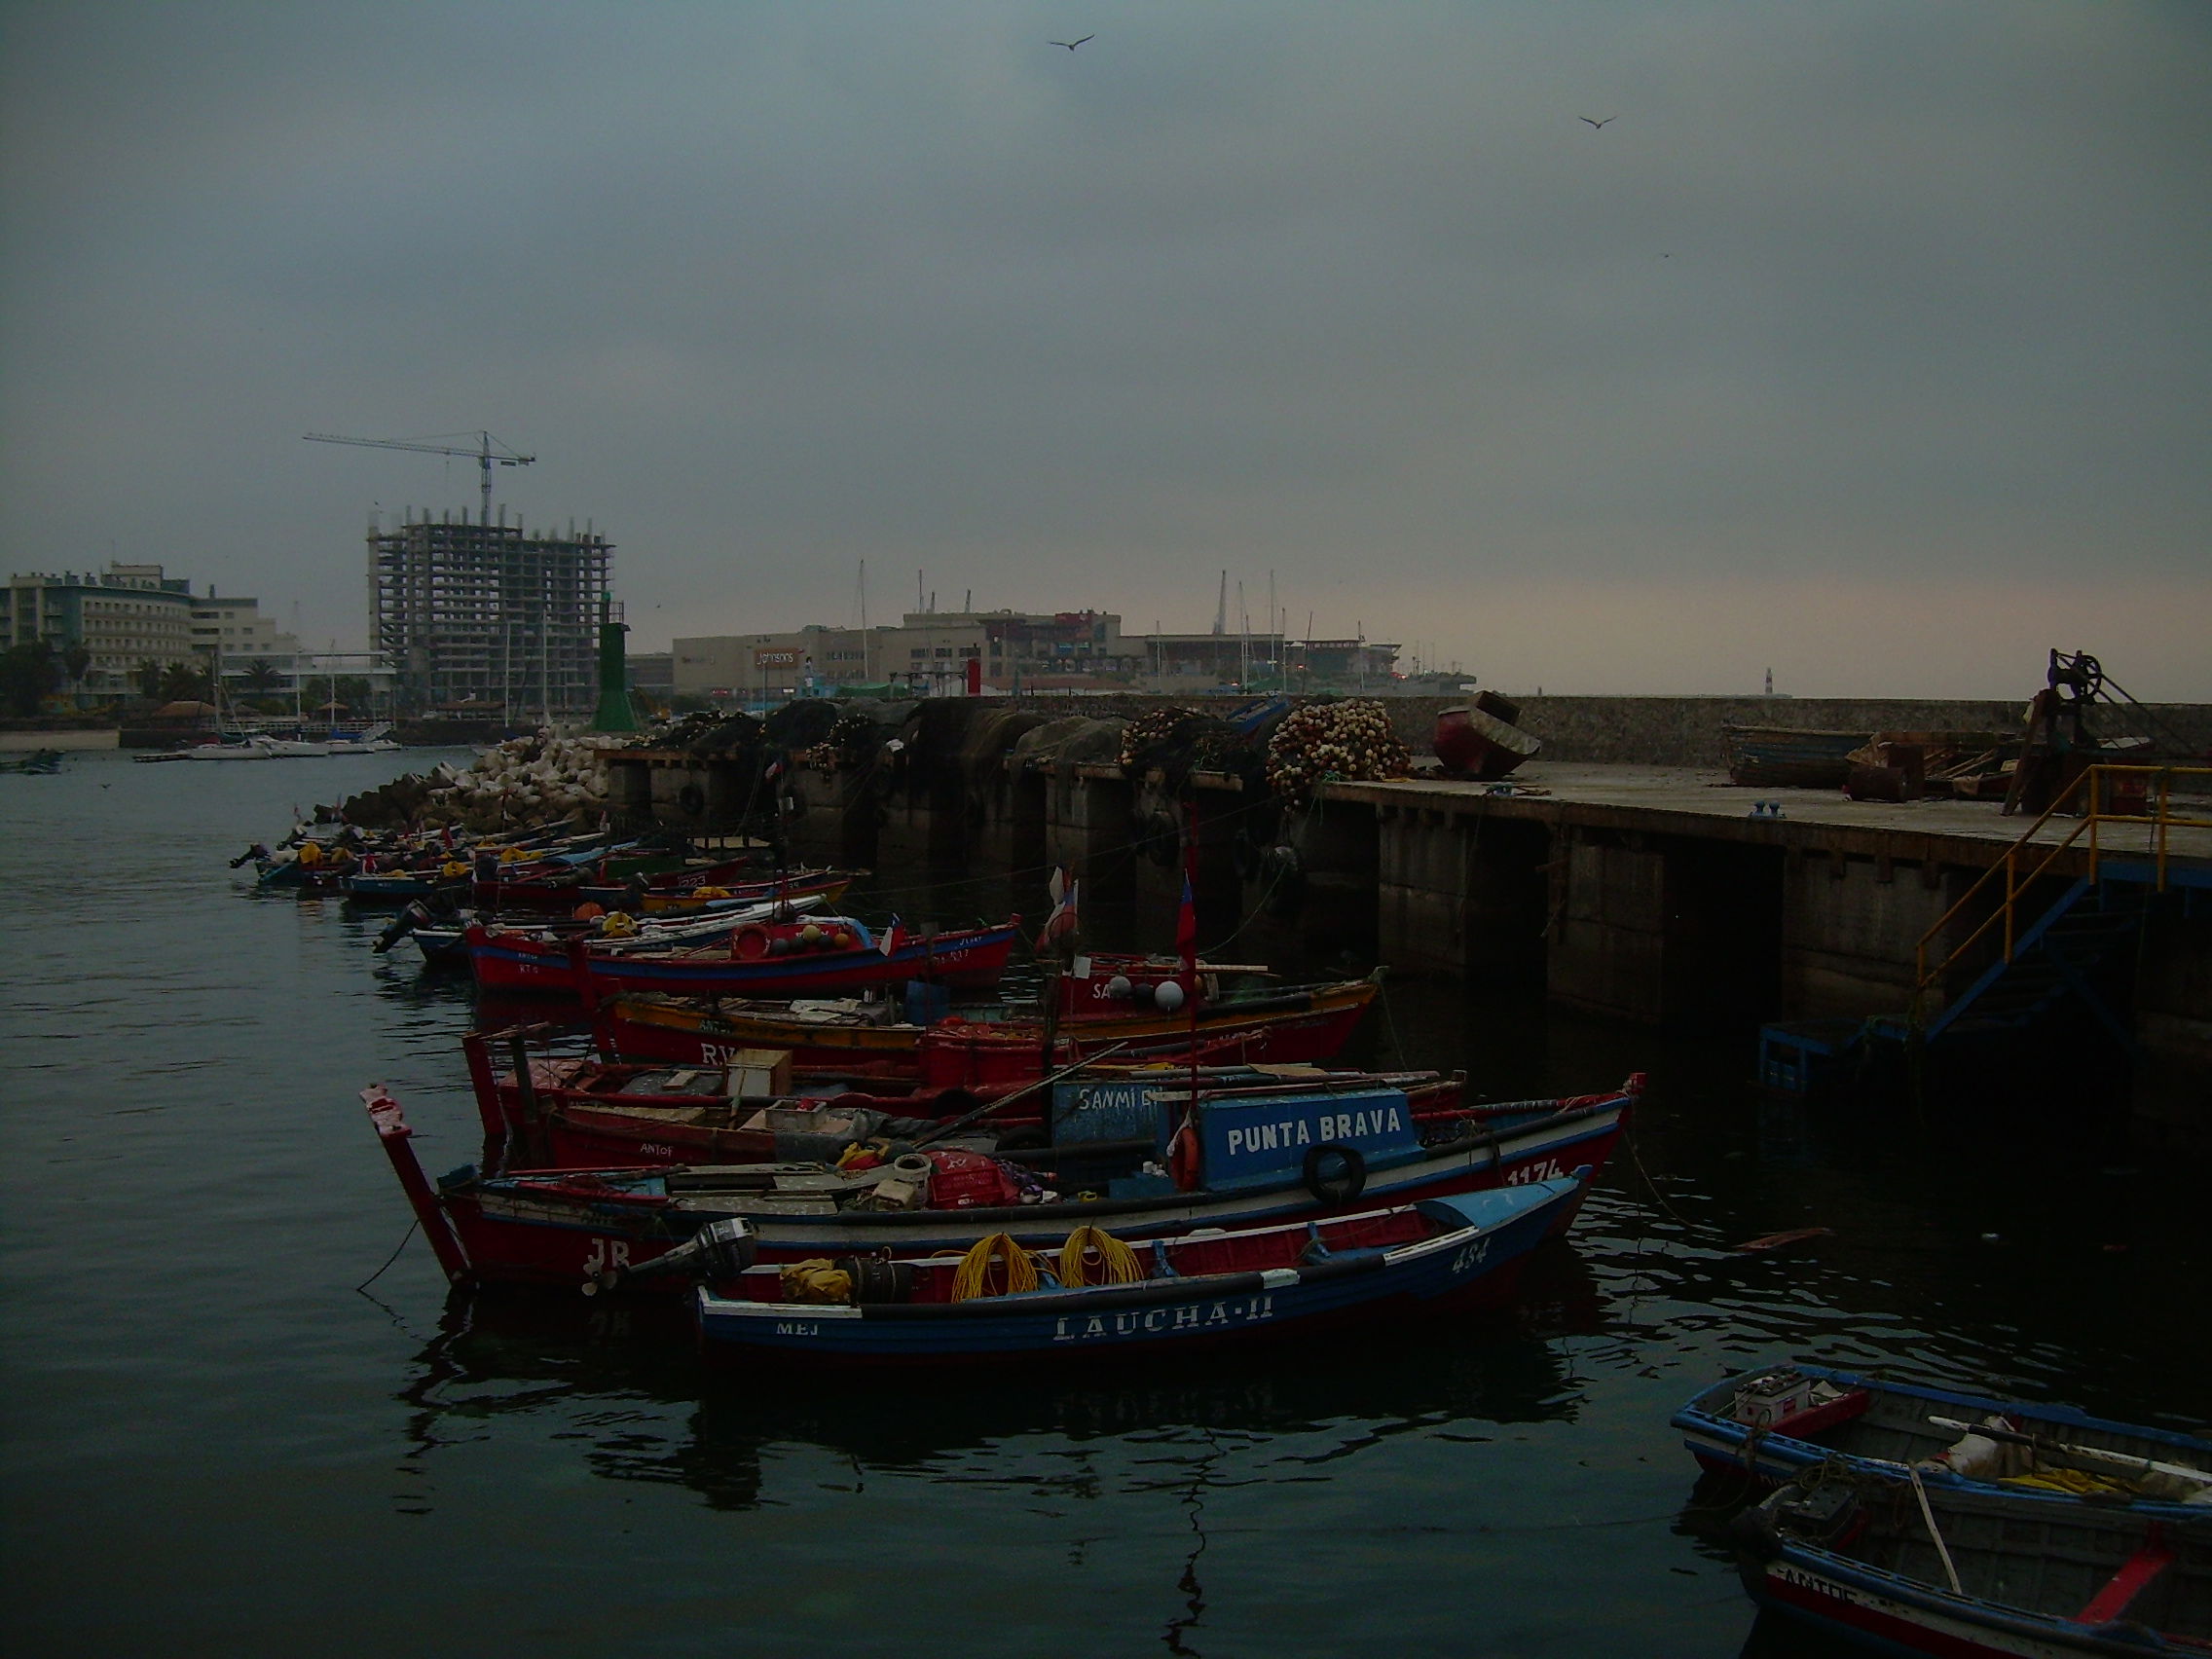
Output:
(4, 2), (2206, 696)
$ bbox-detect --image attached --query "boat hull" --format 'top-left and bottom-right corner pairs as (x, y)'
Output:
(342, 871), (467, 906)
(692, 1180), (1580, 1364)
(1737, 1482), (2212, 1657)
(461, 895), (840, 992)
(1676, 1363), (2212, 1521)
(575, 925), (1019, 1002)
(596, 980), (1377, 1076)
(420, 1091), (1628, 1293)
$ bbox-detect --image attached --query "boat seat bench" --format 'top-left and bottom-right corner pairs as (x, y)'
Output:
(2073, 1529), (2173, 1627)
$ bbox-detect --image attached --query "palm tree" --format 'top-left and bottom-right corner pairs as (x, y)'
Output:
(1, 640), (59, 717)
(59, 643), (92, 703)
(159, 660), (210, 705)
(136, 658), (165, 700)
(241, 658), (282, 696)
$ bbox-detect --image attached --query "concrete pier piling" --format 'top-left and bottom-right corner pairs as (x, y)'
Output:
(606, 694), (2212, 1144)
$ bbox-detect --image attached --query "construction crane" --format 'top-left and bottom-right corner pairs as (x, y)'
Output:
(303, 430), (535, 522)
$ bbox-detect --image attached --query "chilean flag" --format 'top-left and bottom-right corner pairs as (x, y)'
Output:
(1176, 874), (1198, 977)
(1042, 866), (1080, 945)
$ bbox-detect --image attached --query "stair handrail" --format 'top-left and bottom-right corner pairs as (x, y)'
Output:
(1910, 763), (2212, 1024)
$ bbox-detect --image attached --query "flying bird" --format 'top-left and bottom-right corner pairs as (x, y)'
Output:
(1580, 116), (1615, 129)
(1049, 35), (1094, 51)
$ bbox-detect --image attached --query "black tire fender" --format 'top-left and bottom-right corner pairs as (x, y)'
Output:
(1303, 1143), (1366, 1205)
(677, 783), (706, 816)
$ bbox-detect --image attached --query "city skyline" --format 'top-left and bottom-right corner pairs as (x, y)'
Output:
(3, 4), (2205, 698)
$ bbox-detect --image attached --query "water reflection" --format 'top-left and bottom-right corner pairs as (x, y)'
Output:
(388, 1253), (1603, 1521)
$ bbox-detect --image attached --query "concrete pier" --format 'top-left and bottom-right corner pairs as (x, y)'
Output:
(604, 701), (2212, 1143)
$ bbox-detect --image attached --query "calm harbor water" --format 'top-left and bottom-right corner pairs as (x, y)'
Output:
(3, 749), (2205, 1657)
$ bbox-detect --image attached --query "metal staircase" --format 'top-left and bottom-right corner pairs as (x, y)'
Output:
(1921, 876), (2146, 1047)
(1760, 764), (2210, 1092)
(1910, 763), (2212, 1045)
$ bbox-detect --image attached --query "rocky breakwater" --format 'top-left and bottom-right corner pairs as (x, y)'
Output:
(328, 733), (621, 830)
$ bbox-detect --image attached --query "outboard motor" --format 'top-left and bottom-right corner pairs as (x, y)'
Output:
(374, 901), (434, 955)
(229, 842), (272, 869)
(584, 1217), (757, 1298)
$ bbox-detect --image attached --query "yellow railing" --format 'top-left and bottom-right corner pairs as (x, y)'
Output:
(1912, 763), (2212, 1020)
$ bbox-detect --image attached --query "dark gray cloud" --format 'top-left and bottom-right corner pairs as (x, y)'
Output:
(4, 2), (2206, 694)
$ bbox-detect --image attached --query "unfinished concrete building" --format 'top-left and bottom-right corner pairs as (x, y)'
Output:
(367, 509), (612, 717)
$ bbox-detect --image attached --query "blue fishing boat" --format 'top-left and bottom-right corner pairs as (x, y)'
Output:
(1676, 1363), (2212, 1520)
(342, 867), (469, 906)
(1722, 723), (1868, 789)
(1734, 1471), (2212, 1655)
(685, 1174), (1587, 1364)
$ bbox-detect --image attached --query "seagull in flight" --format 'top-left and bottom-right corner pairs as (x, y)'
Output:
(1049, 35), (1094, 51)
(1580, 115), (1616, 129)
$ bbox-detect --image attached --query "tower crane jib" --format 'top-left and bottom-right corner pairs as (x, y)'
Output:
(303, 430), (535, 523)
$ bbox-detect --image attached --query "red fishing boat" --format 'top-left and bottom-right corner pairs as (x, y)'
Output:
(467, 1025), (1447, 1170)
(570, 917), (1021, 1003)
(592, 967), (1380, 1080)
(461, 1026), (1014, 1166)
(363, 1072), (1639, 1291)
(461, 878), (856, 993)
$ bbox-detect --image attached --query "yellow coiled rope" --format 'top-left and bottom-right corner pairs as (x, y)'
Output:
(2003, 1467), (2136, 1497)
(1058, 1226), (1145, 1288)
(950, 1233), (1041, 1302)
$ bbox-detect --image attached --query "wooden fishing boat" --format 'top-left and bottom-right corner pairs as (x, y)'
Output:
(466, 1027), (1459, 1171)
(1733, 1470), (2212, 1655)
(684, 1175), (1589, 1365)
(571, 855), (768, 912)
(254, 841), (363, 892)
(593, 972), (1379, 1078)
(1433, 701), (1540, 781)
(470, 840), (710, 907)
(461, 1026), (1003, 1163)
(342, 866), (471, 906)
(565, 918), (1022, 1003)
(462, 895), (834, 992)
(1677, 1363), (2212, 1520)
(475, 858), (844, 924)
(1722, 724), (1870, 790)
(362, 1071), (1638, 1291)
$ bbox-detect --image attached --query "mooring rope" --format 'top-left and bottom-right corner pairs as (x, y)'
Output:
(355, 1220), (420, 1292)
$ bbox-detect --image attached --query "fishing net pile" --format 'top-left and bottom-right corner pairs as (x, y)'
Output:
(1264, 699), (1412, 805)
(1117, 706), (1204, 771)
(1117, 697), (1299, 795)
(801, 710), (884, 770)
